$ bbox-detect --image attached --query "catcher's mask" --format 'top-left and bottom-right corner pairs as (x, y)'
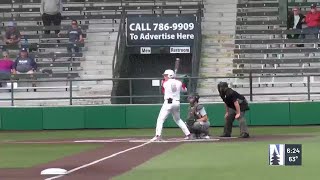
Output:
(188, 93), (200, 104)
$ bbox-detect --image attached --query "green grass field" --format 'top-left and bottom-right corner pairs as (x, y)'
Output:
(0, 126), (319, 179)
(0, 144), (100, 168)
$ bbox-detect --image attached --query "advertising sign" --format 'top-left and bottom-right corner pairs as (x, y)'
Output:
(127, 15), (198, 46)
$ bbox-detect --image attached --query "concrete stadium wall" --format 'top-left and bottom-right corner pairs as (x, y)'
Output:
(0, 102), (319, 130)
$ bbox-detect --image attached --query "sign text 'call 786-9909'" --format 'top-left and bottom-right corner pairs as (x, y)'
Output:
(126, 15), (198, 46)
(129, 23), (195, 31)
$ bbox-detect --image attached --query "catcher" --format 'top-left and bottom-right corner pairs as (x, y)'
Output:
(185, 93), (210, 139)
(218, 82), (250, 138)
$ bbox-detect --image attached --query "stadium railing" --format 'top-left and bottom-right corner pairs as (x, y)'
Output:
(1, 74), (319, 106)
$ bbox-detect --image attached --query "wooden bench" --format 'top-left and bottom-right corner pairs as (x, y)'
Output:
(0, 72), (79, 80)
(21, 33), (87, 40)
(31, 52), (83, 59)
(237, 11), (279, 17)
(37, 61), (81, 68)
(288, 2), (320, 8)
(234, 48), (320, 54)
(235, 39), (320, 45)
(0, 0), (202, 5)
(233, 58), (320, 65)
(0, 72), (79, 91)
(63, 5), (202, 11)
(236, 29), (320, 35)
(236, 20), (286, 26)
(1, 42), (85, 50)
(237, 3), (279, 8)
(0, 7), (39, 13)
(0, 0), (119, 4)
(0, 14), (121, 22)
(233, 68), (320, 74)
(0, 25), (89, 32)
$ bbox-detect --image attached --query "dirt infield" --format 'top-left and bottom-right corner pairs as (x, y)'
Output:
(0, 134), (311, 180)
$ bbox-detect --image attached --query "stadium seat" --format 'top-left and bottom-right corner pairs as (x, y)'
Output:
(233, 0), (320, 87)
(0, 0), (203, 105)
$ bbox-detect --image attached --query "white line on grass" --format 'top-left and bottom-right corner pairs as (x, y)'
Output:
(44, 139), (154, 180)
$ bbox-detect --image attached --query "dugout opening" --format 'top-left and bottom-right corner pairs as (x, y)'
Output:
(129, 54), (192, 104)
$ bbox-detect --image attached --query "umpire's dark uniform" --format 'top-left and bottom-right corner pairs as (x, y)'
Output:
(218, 82), (250, 138)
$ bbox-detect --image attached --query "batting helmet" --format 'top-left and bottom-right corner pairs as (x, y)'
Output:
(163, 69), (175, 79)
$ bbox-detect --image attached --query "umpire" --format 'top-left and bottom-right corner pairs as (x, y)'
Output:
(218, 82), (250, 138)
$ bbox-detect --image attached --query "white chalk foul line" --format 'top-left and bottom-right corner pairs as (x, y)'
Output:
(44, 139), (154, 180)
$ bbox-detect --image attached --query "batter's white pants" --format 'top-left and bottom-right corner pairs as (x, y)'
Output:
(155, 101), (190, 137)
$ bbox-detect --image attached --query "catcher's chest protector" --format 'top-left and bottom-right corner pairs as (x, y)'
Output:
(186, 104), (199, 126)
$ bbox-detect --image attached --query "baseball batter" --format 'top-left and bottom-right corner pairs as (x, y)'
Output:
(152, 69), (191, 141)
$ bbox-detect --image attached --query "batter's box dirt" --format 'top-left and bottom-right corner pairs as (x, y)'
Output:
(130, 138), (220, 143)
(74, 137), (222, 143)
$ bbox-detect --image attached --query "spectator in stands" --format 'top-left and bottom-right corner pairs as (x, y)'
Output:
(303, 4), (320, 46)
(12, 48), (37, 74)
(3, 21), (21, 46)
(0, 51), (13, 87)
(59, 20), (84, 53)
(287, 6), (305, 47)
(0, 51), (13, 75)
(40, 0), (63, 35)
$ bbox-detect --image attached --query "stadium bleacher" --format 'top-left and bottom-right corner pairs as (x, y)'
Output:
(233, 0), (320, 88)
(0, 0), (204, 105)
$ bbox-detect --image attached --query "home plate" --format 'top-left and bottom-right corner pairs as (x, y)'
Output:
(41, 168), (67, 175)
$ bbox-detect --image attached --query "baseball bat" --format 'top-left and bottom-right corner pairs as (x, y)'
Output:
(174, 58), (180, 74)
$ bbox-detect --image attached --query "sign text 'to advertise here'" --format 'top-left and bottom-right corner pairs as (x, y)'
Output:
(126, 15), (198, 46)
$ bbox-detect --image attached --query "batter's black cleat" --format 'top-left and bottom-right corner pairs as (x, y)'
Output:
(219, 134), (231, 137)
(239, 133), (250, 138)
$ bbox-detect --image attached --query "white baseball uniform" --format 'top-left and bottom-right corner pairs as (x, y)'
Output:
(155, 78), (191, 137)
